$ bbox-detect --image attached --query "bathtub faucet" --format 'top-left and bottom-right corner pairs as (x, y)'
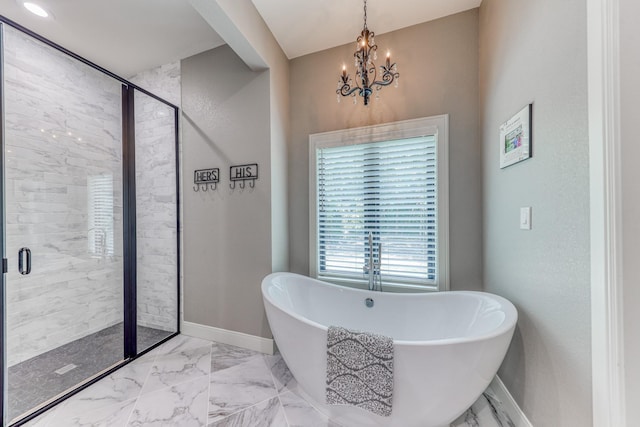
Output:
(363, 232), (382, 291)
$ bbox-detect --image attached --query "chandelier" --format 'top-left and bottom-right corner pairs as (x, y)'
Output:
(336, 0), (399, 106)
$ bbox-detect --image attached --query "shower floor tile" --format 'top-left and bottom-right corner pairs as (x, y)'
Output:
(19, 335), (517, 427)
(7, 324), (173, 422)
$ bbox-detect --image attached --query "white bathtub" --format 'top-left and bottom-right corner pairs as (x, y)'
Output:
(261, 272), (517, 427)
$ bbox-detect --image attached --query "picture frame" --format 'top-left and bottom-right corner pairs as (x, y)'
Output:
(499, 104), (532, 169)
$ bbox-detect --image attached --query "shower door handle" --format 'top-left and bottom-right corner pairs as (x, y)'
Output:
(18, 247), (31, 275)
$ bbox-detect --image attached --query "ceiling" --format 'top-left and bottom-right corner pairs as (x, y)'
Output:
(0, 0), (226, 77)
(251, 0), (482, 59)
(0, 0), (481, 77)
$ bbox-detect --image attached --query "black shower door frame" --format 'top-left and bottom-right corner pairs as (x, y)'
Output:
(0, 16), (181, 427)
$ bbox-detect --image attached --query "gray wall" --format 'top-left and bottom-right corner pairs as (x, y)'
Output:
(621, 0), (640, 421)
(479, 0), (591, 425)
(268, 41), (290, 275)
(288, 9), (482, 291)
(188, 0), (290, 275)
(181, 45), (273, 339)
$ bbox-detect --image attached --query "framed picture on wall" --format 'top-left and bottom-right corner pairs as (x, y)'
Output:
(499, 104), (532, 168)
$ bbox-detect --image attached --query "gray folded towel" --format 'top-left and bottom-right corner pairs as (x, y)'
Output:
(325, 326), (394, 417)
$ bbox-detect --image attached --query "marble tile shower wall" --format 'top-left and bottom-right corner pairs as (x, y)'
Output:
(133, 75), (179, 332)
(129, 62), (180, 333)
(3, 27), (124, 366)
(129, 62), (181, 107)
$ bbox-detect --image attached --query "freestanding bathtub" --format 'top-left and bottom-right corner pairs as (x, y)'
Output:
(261, 272), (517, 427)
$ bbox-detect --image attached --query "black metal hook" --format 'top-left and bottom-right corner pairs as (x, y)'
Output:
(195, 168), (220, 192)
(230, 181), (236, 190)
(239, 180), (246, 189)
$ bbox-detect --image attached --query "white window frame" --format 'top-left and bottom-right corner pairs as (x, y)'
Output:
(309, 115), (450, 292)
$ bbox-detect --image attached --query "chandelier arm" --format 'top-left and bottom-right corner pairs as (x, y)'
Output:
(337, 84), (362, 98)
(372, 72), (399, 87)
(368, 64), (377, 89)
(372, 61), (399, 87)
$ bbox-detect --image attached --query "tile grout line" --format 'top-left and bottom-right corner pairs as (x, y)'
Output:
(266, 356), (291, 427)
(133, 340), (213, 397)
(123, 350), (162, 426)
(205, 343), (213, 426)
(268, 357), (340, 427)
(207, 353), (280, 426)
(276, 393), (291, 427)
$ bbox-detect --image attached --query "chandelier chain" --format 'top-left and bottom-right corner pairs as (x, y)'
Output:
(363, 0), (367, 29)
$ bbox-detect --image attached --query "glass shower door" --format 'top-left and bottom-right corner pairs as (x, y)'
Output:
(134, 90), (179, 353)
(2, 25), (125, 423)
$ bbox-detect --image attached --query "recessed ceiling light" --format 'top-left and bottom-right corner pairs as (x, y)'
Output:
(23, 2), (49, 18)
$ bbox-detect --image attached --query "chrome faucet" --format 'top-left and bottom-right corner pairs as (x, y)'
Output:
(363, 232), (382, 291)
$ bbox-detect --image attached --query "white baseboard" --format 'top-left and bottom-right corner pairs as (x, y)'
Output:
(490, 375), (533, 427)
(181, 321), (274, 355)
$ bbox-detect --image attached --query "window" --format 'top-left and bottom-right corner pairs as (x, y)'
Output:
(309, 116), (449, 291)
(87, 174), (115, 258)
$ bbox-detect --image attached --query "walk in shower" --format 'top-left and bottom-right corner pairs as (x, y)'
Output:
(0, 19), (180, 426)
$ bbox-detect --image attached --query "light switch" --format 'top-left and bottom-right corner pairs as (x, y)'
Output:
(520, 207), (532, 230)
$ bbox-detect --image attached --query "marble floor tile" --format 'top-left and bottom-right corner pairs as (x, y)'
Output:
(451, 390), (515, 427)
(452, 406), (484, 427)
(207, 397), (287, 427)
(208, 356), (278, 424)
(210, 342), (262, 373)
(53, 398), (136, 427)
(482, 389), (516, 427)
(141, 341), (211, 395)
(127, 376), (209, 427)
(267, 354), (296, 394)
(279, 391), (339, 427)
(13, 334), (518, 427)
(51, 356), (155, 422)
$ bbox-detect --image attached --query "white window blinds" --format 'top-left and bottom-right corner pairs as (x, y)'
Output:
(87, 174), (114, 257)
(315, 135), (438, 287)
